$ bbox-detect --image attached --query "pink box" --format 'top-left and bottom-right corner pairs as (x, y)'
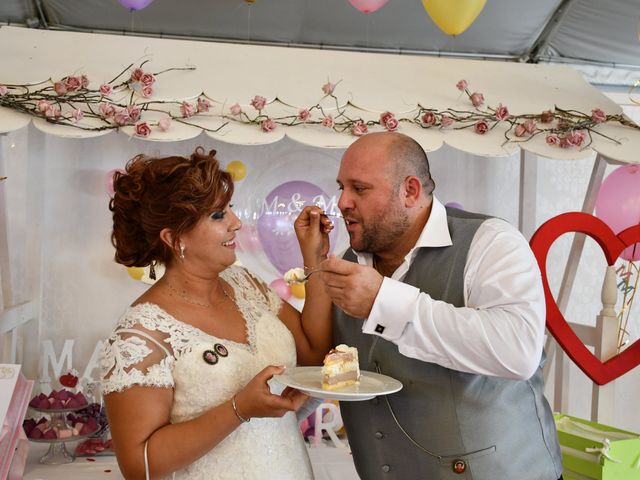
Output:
(0, 364), (34, 479)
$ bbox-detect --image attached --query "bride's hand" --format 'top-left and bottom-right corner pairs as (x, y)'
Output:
(234, 366), (309, 420)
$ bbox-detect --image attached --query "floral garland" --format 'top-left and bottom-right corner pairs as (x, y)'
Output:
(0, 62), (638, 148)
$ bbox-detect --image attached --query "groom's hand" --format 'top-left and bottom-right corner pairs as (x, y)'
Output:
(320, 257), (383, 318)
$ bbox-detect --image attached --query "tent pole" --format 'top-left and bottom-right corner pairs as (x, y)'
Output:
(518, 149), (538, 240)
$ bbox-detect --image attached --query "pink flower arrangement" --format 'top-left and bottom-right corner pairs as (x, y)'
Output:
(0, 65), (631, 147)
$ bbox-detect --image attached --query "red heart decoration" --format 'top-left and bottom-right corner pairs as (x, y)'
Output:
(60, 372), (78, 388)
(530, 212), (640, 385)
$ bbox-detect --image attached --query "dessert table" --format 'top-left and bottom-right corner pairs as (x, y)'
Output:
(23, 441), (360, 480)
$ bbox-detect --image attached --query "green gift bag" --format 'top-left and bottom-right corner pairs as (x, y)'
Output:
(554, 413), (640, 480)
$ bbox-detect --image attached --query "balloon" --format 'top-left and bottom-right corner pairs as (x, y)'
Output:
(104, 168), (126, 197)
(226, 160), (247, 182)
(348, 0), (388, 14)
(290, 282), (306, 299)
(126, 266), (144, 281)
(257, 181), (339, 275)
(236, 224), (262, 253)
(445, 201), (464, 211)
(421, 0), (487, 36)
(269, 279), (292, 301)
(118, 0), (154, 10)
(595, 164), (640, 261)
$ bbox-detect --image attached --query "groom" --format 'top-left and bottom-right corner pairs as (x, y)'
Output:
(319, 132), (563, 479)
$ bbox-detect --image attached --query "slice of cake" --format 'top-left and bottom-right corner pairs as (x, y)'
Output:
(321, 344), (360, 390)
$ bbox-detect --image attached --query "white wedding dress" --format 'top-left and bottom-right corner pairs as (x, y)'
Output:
(100, 265), (314, 480)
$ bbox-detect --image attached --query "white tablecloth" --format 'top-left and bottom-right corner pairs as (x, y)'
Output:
(23, 440), (360, 480)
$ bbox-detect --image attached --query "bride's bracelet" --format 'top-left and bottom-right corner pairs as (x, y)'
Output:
(232, 395), (250, 423)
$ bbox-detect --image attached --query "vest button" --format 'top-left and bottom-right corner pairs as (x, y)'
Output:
(375, 431), (384, 439)
(381, 464), (391, 473)
(452, 459), (466, 474)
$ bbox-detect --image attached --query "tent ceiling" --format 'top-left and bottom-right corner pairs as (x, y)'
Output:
(2, 0), (640, 87)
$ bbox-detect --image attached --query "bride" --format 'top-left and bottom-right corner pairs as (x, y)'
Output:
(101, 147), (333, 479)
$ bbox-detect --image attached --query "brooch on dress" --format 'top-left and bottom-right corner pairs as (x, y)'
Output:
(203, 343), (229, 365)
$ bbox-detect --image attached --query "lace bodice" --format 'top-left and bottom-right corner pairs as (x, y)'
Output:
(100, 265), (313, 480)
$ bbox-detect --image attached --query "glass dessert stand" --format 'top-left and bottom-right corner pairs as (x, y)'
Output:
(28, 405), (99, 465)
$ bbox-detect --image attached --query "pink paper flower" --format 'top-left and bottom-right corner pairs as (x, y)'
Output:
(250, 95), (267, 111)
(351, 120), (368, 136)
(421, 112), (437, 126)
(470, 92), (484, 108)
(540, 110), (554, 123)
(321, 115), (334, 128)
(80, 75), (89, 89)
(260, 118), (277, 132)
(495, 104), (510, 121)
(140, 73), (156, 87)
(230, 103), (242, 116)
(99, 84), (113, 96)
(514, 123), (527, 137)
(37, 100), (51, 113)
(54, 82), (67, 96)
(474, 120), (489, 135)
(523, 119), (537, 134)
(126, 105), (141, 122)
(130, 68), (144, 82)
(197, 97), (211, 113)
(135, 122), (151, 137)
(384, 117), (399, 131)
(559, 136), (571, 149)
(567, 129), (587, 146)
(99, 102), (116, 118)
(456, 80), (468, 91)
(72, 108), (84, 122)
(440, 115), (454, 128)
(379, 111), (395, 125)
(180, 102), (196, 118)
(545, 134), (559, 146)
(0, 85), (7, 96)
(45, 106), (61, 118)
(322, 81), (336, 95)
(591, 108), (606, 124)
(63, 76), (82, 92)
(114, 109), (132, 126)
(140, 86), (153, 98)
(158, 117), (172, 132)
(298, 109), (310, 123)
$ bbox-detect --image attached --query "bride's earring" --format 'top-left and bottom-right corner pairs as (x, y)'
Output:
(179, 243), (185, 259)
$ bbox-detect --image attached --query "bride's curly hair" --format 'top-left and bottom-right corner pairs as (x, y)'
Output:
(109, 147), (234, 267)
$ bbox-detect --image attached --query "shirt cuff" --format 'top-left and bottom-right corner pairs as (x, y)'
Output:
(362, 277), (421, 340)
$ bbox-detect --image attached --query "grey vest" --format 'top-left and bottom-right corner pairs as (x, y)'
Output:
(334, 208), (562, 480)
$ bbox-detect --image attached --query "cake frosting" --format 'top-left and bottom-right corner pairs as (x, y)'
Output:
(284, 267), (306, 285)
(321, 344), (360, 390)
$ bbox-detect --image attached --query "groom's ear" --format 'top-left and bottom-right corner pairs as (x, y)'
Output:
(402, 175), (422, 207)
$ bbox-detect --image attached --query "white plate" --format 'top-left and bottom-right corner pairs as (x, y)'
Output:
(274, 366), (403, 401)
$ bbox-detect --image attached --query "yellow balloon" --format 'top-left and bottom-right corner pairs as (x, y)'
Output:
(127, 266), (145, 281)
(226, 160), (247, 182)
(290, 282), (306, 299)
(421, 0), (486, 36)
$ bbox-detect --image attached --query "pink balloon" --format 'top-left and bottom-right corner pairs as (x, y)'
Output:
(118, 0), (154, 11)
(348, 0), (389, 13)
(595, 164), (640, 261)
(104, 168), (126, 197)
(269, 279), (292, 301)
(445, 201), (464, 211)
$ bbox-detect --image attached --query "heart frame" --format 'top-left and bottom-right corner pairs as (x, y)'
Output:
(530, 212), (640, 385)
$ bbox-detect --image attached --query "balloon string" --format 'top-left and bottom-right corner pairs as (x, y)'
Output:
(247, 7), (251, 42)
(130, 10), (135, 33)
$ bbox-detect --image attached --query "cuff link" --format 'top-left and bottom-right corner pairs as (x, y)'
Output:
(374, 324), (386, 334)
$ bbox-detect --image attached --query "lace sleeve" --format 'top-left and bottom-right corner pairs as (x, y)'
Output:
(100, 322), (175, 395)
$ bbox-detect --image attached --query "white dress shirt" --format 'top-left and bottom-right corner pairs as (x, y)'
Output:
(355, 197), (546, 380)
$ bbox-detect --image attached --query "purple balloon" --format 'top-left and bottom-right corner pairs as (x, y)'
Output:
(118, 0), (154, 11)
(445, 201), (464, 211)
(595, 164), (640, 261)
(257, 181), (339, 274)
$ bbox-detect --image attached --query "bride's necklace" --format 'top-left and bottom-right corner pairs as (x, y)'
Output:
(166, 280), (231, 308)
